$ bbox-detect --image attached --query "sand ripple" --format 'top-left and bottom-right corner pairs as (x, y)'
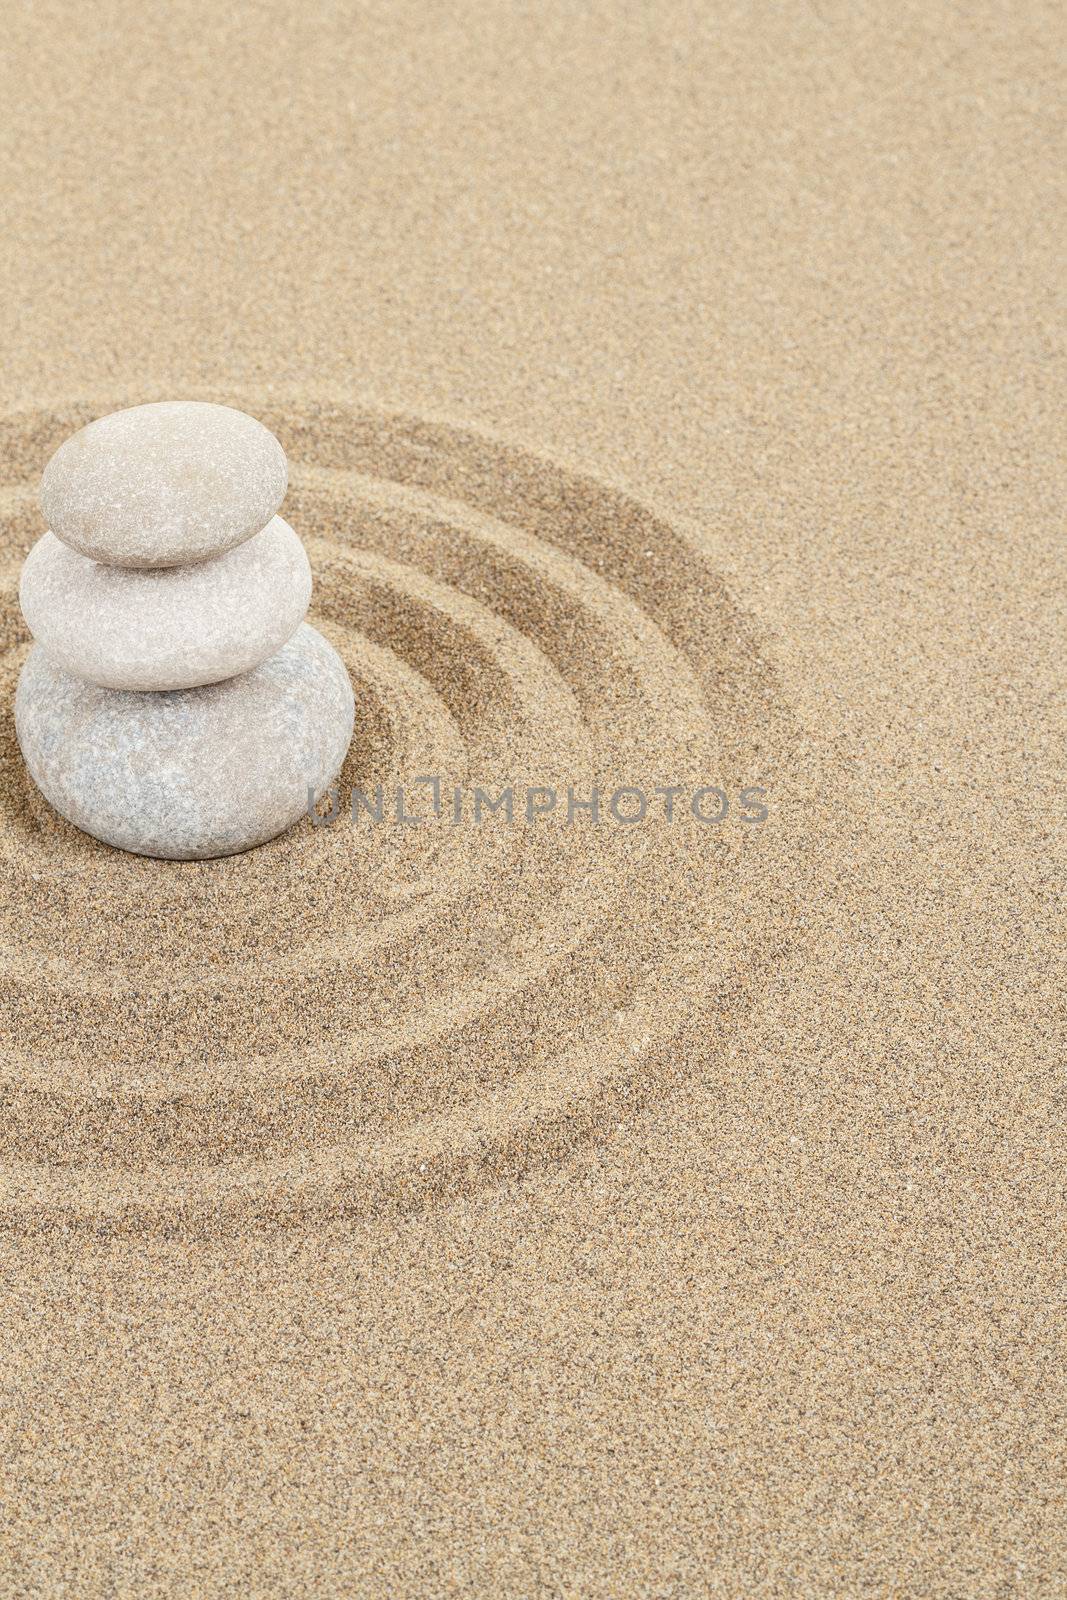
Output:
(0, 401), (801, 1233)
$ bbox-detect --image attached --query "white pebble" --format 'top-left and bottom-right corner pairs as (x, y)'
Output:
(20, 517), (311, 690)
(16, 624), (353, 859)
(40, 401), (287, 568)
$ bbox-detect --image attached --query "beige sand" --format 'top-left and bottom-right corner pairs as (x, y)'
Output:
(0, 1), (1064, 1593)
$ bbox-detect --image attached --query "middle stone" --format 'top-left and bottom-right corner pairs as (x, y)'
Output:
(20, 515), (312, 691)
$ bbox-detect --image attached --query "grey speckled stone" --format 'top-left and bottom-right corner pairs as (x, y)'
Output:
(40, 401), (288, 569)
(20, 517), (312, 691)
(16, 624), (354, 860)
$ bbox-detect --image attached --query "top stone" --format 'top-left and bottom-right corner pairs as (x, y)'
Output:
(39, 401), (288, 569)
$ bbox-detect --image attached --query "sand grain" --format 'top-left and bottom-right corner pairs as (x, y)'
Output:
(0, 2), (1064, 1594)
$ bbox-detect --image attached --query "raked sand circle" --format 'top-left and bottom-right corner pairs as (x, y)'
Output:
(0, 400), (819, 1234)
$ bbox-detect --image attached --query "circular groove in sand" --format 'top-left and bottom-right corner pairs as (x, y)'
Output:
(0, 401), (802, 1233)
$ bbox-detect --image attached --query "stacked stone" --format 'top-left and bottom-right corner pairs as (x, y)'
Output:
(16, 402), (354, 859)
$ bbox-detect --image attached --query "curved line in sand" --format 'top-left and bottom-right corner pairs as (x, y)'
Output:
(0, 400), (808, 1234)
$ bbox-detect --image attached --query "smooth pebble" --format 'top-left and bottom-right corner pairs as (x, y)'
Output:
(16, 624), (354, 859)
(20, 516), (311, 691)
(40, 401), (287, 569)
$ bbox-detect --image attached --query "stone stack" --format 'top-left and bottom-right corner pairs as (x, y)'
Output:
(15, 401), (354, 859)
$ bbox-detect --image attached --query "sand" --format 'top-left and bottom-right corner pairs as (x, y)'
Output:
(0, 1), (1064, 1594)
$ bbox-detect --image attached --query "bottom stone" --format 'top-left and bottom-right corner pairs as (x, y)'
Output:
(15, 623), (354, 860)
